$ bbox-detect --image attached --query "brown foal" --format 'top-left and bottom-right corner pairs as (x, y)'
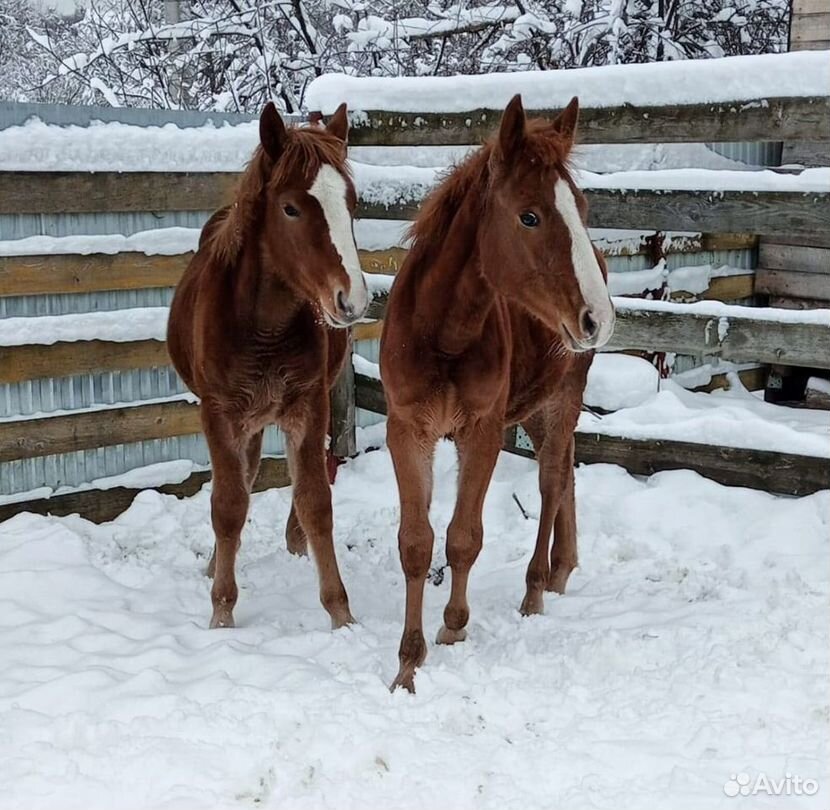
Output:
(380, 95), (615, 691)
(167, 102), (368, 630)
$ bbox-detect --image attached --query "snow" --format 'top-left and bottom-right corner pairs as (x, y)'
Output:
(578, 377), (830, 459)
(0, 118), (258, 173)
(580, 167), (830, 193)
(584, 354), (659, 411)
(612, 296), (830, 325)
(807, 377), (830, 396)
(306, 50), (830, 113)
(0, 228), (201, 257)
(0, 459), (202, 507)
(1, 441), (827, 809)
(353, 354), (381, 381)
(0, 307), (169, 347)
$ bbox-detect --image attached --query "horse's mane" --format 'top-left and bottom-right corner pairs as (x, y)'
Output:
(406, 119), (573, 263)
(208, 126), (349, 264)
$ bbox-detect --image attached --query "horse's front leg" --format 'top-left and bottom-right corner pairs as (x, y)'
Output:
(202, 402), (250, 628)
(436, 418), (502, 646)
(387, 413), (436, 692)
(285, 403), (353, 629)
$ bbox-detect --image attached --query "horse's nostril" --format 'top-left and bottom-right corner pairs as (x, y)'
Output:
(336, 289), (353, 317)
(580, 308), (599, 340)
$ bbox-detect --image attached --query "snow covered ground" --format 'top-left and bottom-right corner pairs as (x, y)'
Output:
(1, 434), (827, 810)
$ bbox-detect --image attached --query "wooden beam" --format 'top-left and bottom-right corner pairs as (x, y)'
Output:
(330, 342), (357, 457)
(0, 400), (202, 463)
(756, 268), (830, 301)
(0, 252), (190, 297)
(0, 249), (405, 299)
(758, 242), (830, 273)
(0, 457), (289, 525)
(359, 297), (830, 369)
(0, 339), (169, 384)
(0, 238), (757, 299)
(607, 305), (830, 369)
(359, 188), (830, 239)
(343, 97), (830, 147)
(0, 172), (237, 214)
(3, 171), (823, 238)
(355, 373), (387, 415)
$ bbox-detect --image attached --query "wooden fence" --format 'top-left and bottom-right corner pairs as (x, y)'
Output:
(1, 88), (829, 523)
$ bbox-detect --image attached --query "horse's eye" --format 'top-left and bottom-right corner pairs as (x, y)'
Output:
(283, 204), (300, 218)
(519, 211), (539, 228)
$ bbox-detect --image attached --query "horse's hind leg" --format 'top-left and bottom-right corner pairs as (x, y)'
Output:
(436, 418), (502, 646)
(207, 429), (263, 578)
(202, 403), (249, 628)
(520, 410), (577, 615)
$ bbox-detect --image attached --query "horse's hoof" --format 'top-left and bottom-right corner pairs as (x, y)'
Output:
(519, 591), (544, 616)
(209, 609), (235, 629)
(435, 624), (467, 645)
(331, 611), (356, 630)
(286, 538), (308, 557)
(546, 563), (574, 594)
(390, 668), (416, 694)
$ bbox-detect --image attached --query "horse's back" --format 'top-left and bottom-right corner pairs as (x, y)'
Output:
(167, 208), (230, 395)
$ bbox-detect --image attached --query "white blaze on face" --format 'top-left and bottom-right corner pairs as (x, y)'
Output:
(553, 177), (615, 347)
(308, 164), (369, 320)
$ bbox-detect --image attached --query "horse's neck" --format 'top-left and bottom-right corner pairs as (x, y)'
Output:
(231, 235), (303, 336)
(415, 196), (496, 355)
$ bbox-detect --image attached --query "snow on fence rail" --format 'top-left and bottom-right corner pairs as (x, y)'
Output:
(307, 51), (830, 146)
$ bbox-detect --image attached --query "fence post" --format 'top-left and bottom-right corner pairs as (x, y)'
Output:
(330, 336), (356, 458)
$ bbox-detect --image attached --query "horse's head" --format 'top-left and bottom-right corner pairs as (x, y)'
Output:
(480, 95), (615, 351)
(257, 102), (368, 328)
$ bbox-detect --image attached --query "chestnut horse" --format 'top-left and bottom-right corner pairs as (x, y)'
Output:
(167, 102), (368, 631)
(380, 95), (615, 690)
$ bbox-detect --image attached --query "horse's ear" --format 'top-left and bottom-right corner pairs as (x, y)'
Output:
(496, 94), (526, 163)
(326, 103), (349, 144)
(551, 96), (579, 150)
(260, 101), (288, 161)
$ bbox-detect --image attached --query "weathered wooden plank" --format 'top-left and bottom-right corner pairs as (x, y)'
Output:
(0, 339), (169, 384)
(0, 400), (202, 463)
(794, 0), (830, 15)
(502, 429), (829, 497)
(353, 321), (384, 342)
(756, 268), (830, 301)
(763, 231), (830, 249)
(692, 366), (768, 393)
(0, 457), (289, 525)
(770, 294), (830, 310)
(361, 296), (830, 368)
(792, 13), (830, 42)
(0, 172), (237, 215)
(608, 306), (830, 369)
(355, 373), (387, 415)
(0, 238), (756, 299)
(0, 252), (191, 297)
(360, 188), (830, 239)
(342, 97), (830, 147)
(758, 242), (830, 273)
(682, 273), (755, 302)
(571, 434), (830, 497)
(330, 342), (356, 457)
(3, 170), (822, 237)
